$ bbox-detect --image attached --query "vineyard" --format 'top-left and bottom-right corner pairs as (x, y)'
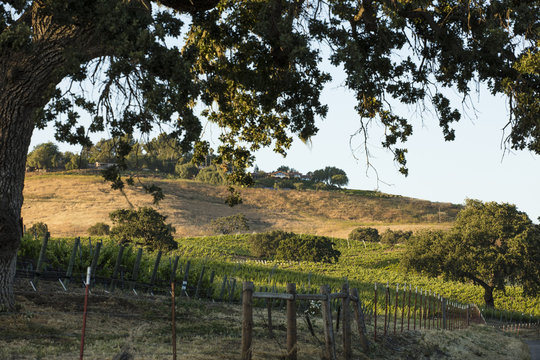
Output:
(17, 232), (540, 318)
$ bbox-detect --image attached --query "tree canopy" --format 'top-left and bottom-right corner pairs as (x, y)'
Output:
(402, 200), (540, 307)
(0, 0), (538, 309)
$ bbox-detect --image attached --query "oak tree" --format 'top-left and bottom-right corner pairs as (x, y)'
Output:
(402, 200), (540, 307)
(0, 0), (538, 309)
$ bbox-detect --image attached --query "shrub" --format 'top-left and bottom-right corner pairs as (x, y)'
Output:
(348, 227), (380, 242)
(380, 229), (412, 246)
(276, 234), (340, 263)
(26, 222), (48, 238)
(175, 162), (199, 179)
(209, 214), (250, 235)
(248, 230), (294, 259)
(109, 207), (177, 251)
(88, 222), (110, 236)
(195, 165), (226, 185)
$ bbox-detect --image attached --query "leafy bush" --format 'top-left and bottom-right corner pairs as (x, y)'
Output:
(249, 231), (340, 263)
(109, 207), (177, 251)
(276, 234), (341, 263)
(209, 214), (250, 234)
(195, 165), (226, 185)
(248, 230), (294, 259)
(88, 222), (110, 236)
(26, 222), (48, 238)
(380, 229), (412, 246)
(348, 227), (380, 242)
(175, 162), (199, 179)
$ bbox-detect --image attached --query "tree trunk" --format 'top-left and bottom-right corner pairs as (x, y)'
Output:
(483, 285), (495, 308)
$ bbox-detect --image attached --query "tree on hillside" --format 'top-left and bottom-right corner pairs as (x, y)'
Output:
(0, 0), (538, 310)
(402, 200), (540, 307)
(312, 166), (348, 186)
(26, 142), (63, 170)
(330, 174), (349, 188)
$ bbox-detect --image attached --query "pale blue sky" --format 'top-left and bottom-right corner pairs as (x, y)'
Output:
(29, 56), (539, 223)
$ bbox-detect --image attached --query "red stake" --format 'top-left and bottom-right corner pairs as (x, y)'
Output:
(80, 267), (91, 360)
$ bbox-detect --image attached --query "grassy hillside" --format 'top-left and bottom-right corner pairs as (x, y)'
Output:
(22, 172), (459, 238)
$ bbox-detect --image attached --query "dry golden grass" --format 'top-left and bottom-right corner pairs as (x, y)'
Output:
(1, 283), (532, 360)
(22, 173), (457, 238)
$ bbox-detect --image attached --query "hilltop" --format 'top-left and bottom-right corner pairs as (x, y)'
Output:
(22, 172), (459, 238)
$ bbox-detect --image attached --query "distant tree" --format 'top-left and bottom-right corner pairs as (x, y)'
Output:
(26, 142), (63, 170)
(276, 234), (341, 263)
(109, 207), (177, 251)
(209, 214), (249, 235)
(380, 229), (412, 246)
(87, 138), (117, 164)
(175, 162), (199, 179)
(195, 165), (226, 185)
(277, 165), (291, 172)
(249, 230), (294, 259)
(402, 200), (540, 307)
(144, 133), (183, 173)
(348, 227), (380, 242)
(63, 151), (88, 170)
(312, 166), (347, 185)
(330, 174), (349, 188)
(293, 182), (304, 191)
(26, 222), (48, 239)
(88, 222), (110, 236)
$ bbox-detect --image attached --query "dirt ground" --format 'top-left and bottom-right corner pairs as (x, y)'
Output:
(0, 279), (534, 360)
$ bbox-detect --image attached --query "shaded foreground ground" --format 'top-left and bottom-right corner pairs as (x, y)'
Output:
(0, 282), (533, 360)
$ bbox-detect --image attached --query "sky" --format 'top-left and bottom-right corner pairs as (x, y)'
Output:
(28, 52), (540, 224)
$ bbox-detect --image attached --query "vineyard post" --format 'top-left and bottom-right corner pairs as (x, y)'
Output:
(65, 237), (80, 285)
(442, 298), (447, 330)
(401, 283), (405, 332)
(351, 287), (369, 352)
(131, 248), (143, 292)
(393, 284), (398, 335)
(79, 267), (91, 360)
(229, 278), (237, 303)
(194, 264), (206, 299)
(241, 282), (254, 360)
(208, 270), (215, 299)
(467, 304), (470, 327)
(109, 245), (124, 292)
(219, 275), (228, 301)
(266, 286), (273, 335)
(33, 231), (50, 286)
(414, 287), (417, 330)
(407, 284), (411, 330)
(149, 250), (162, 292)
(170, 256), (180, 283)
(419, 289), (423, 330)
(374, 283), (378, 342)
(427, 290), (431, 330)
(286, 283), (297, 360)
(89, 241), (102, 288)
(384, 283), (389, 336)
(321, 285), (336, 360)
(341, 283), (352, 360)
(171, 281), (177, 360)
(181, 260), (191, 297)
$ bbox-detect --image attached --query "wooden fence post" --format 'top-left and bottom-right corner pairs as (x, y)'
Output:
(33, 231), (50, 286)
(414, 287), (417, 330)
(219, 275), (228, 301)
(109, 245), (124, 291)
(149, 251), (162, 290)
(194, 265), (206, 299)
(407, 285), (411, 331)
(181, 260), (191, 296)
(393, 284), (398, 334)
(442, 298), (447, 330)
(351, 288), (369, 352)
(341, 283), (352, 360)
(89, 241), (102, 288)
(241, 282), (254, 360)
(286, 283), (297, 360)
(131, 248), (143, 291)
(401, 284), (406, 332)
(170, 256), (180, 283)
(321, 285), (336, 360)
(229, 278), (237, 303)
(65, 237), (80, 285)
(374, 283), (378, 342)
(384, 283), (389, 336)
(171, 281), (177, 360)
